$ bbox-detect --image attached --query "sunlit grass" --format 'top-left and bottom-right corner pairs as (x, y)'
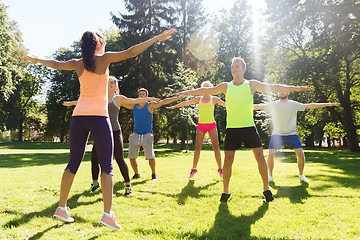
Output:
(0, 142), (359, 239)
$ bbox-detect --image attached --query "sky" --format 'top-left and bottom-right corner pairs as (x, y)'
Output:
(2, 0), (266, 58)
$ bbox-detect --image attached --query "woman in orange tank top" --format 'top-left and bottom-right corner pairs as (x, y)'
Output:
(23, 29), (174, 230)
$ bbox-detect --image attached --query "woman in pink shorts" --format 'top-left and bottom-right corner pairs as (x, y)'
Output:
(167, 81), (226, 178)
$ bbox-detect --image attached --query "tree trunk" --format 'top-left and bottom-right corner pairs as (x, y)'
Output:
(18, 114), (23, 142)
(304, 134), (315, 147)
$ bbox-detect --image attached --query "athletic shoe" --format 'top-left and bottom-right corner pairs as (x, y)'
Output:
(89, 183), (101, 193)
(53, 206), (74, 223)
(132, 174), (141, 179)
(220, 193), (231, 202)
(268, 176), (274, 182)
(99, 212), (121, 230)
(299, 175), (310, 182)
(124, 185), (132, 196)
(217, 168), (223, 178)
(151, 174), (158, 180)
(263, 189), (274, 202)
(189, 168), (198, 178)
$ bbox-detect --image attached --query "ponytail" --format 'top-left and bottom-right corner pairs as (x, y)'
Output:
(80, 31), (104, 72)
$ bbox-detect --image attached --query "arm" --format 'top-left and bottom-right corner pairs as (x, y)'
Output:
(63, 101), (78, 107)
(250, 80), (312, 94)
(174, 82), (227, 96)
(22, 55), (80, 71)
(305, 102), (340, 109)
(253, 104), (265, 110)
(166, 97), (200, 109)
(213, 96), (226, 108)
(102, 29), (175, 64)
(115, 95), (160, 107)
(149, 95), (185, 111)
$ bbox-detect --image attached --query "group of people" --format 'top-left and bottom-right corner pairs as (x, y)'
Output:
(23, 29), (339, 230)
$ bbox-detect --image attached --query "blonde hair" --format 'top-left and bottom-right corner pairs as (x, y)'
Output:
(138, 88), (149, 96)
(109, 76), (120, 95)
(232, 57), (246, 69)
(201, 81), (214, 88)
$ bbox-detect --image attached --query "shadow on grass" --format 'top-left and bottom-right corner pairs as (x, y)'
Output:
(134, 202), (270, 239)
(137, 180), (220, 205)
(2, 189), (102, 229)
(0, 152), (92, 168)
(0, 142), (70, 150)
(269, 181), (310, 204)
(273, 148), (360, 189)
(113, 179), (151, 197)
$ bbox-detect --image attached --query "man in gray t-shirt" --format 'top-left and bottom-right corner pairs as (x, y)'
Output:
(254, 92), (340, 183)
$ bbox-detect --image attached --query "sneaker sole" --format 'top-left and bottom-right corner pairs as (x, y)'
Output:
(53, 214), (74, 223)
(99, 220), (121, 230)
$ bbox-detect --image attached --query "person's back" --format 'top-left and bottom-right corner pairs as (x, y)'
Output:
(73, 69), (109, 116)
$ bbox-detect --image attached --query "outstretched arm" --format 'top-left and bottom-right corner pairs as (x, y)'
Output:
(253, 104), (265, 111)
(149, 95), (185, 111)
(213, 96), (226, 107)
(115, 95), (160, 107)
(174, 82), (228, 96)
(250, 80), (312, 94)
(103, 29), (175, 64)
(305, 102), (340, 109)
(63, 101), (78, 107)
(22, 56), (80, 71)
(166, 97), (200, 109)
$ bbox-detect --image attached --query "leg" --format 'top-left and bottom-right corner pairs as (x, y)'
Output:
(193, 130), (206, 169)
(91, 145), (100, 186)
(59, 169), (76, 207)
(148, 159), (156, 174)
(113, 130), (130, 185)
(209, 128), (222, 169)
(223, 150), (235, 193)
(60, 117), (89, 207)
(294, 148), (306, 176)
(252, 147), (269, 191)
(130, 158), (139, 174)
(267, 149), (277, 177)
(100, 172), (113, 213)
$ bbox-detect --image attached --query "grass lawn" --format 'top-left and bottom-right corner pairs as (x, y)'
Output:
(0, 142), (359, 239)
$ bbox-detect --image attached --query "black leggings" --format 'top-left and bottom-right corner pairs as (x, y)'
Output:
(91, 129), (130, 183)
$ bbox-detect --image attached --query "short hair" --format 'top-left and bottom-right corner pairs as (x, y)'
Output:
(232, 57), (246, 69)
(138, 88), (149, 96)
(201, 81), (214, 88)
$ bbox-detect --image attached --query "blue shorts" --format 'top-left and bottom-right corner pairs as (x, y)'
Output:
(269, 134), (302, 149)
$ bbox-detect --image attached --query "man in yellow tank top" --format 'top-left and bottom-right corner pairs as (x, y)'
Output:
(175, 57), (312, 203)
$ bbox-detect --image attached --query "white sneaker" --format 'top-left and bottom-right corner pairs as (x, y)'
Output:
(299, 175), (310, 182)
(53, 206), (74, 223)
(268, 176), (274, 182)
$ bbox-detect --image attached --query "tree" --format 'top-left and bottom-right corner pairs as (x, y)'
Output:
(45, 46), (81, 142)
(0, 2), (27, 131)
(265, 0), (360, 151)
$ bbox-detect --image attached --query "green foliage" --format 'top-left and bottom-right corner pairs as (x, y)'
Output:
(45, 46), (81, 142)
(265, 0), (360, 151)
(0, 2), (27, 131)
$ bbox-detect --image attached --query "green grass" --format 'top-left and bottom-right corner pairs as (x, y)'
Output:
(1, 142), (359, 239)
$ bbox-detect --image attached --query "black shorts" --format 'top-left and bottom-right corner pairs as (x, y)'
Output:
(224, 127), (262, 150)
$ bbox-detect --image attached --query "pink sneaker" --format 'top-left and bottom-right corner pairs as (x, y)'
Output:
(99, 212), (121, 230)
(189, 168), (198, 178)
(217, 168), (223, 178)
(53, 206), (74, 223)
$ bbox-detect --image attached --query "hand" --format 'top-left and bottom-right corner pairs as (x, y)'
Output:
(296, 86), (312, 91)
(63, 102), (73, 107)
(173, 91), (187, 96)
(22, 55), (38, 64)
(166, 106), (175, 109)
(148, 97), (161, 102)
(331, 103), (341, 106)
(156, 29), (175, 41)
